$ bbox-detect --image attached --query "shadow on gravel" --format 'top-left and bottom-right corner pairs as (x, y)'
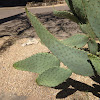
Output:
(55, 77), (100, 99)
(0, 12), (25, 24)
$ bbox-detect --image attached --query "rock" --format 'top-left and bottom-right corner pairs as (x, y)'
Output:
(21, 38), (39, 47)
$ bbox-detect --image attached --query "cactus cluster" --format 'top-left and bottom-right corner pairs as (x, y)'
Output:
(13, 0), (100, 87)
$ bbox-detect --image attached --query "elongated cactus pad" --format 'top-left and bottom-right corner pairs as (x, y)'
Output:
(82, 0), (100, 40)
(36, 67), (72, 87)
(13, 53), (60, 74)
(61, 34), (89, 48)
(88, 54), (100, 75)
(25, 8), (94, 76)
(88, 39), (98, 54)
(53, 10), (79, 23)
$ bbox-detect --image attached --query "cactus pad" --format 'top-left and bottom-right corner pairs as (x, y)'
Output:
(13, 53), (60, 74)
(88, 54), (100, 75)
(80, 23), (96, 39)
(65, 0), (87, 23)
(53, 10), (79, 23)
(61, 34), (89, 48)
(88, 39), (98, 54)
(82, 0), (100, 40)
(36, 67), (72, 87)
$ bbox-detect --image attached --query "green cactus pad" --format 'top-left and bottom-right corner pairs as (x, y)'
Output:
(36, 67), (72, 87)
(96, 52), (100, 57)
(65, 0), (87, 23)
(25, 8), (94, 76)
(61, 34), (89, 48)
(80, 23), (96, 39)
(82, 0), (100, 40)
(88, 54), (100, 75)
(53, 10), (79, 23)
(13, 53), (60, 74)
(88, 39), (98, 54)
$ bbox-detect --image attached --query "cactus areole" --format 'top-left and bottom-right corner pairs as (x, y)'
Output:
(13, 0), (100, 87)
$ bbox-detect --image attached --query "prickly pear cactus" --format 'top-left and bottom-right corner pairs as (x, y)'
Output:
(65, 0), (87, 23)
(82, 0), (100, 40)
(13, 0), (100, 87)
(25, 8), (94, 76)
(54, 0), (100, 54)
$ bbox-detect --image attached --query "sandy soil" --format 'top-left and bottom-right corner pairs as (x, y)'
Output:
(0, 6), (100, 100)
